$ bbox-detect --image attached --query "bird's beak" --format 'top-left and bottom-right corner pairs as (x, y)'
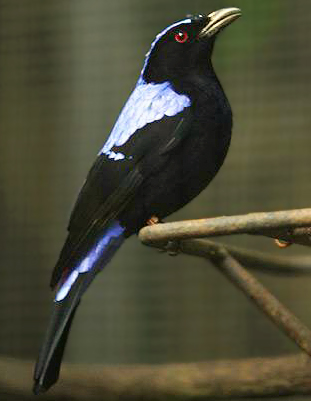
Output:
(199, 7), (241, 38)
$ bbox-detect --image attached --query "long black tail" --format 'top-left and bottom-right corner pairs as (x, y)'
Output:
(33, 234), (124, 394)
(33, 284), (80, 394)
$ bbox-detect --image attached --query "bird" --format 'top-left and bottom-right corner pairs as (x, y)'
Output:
(33, 7), (241, 394)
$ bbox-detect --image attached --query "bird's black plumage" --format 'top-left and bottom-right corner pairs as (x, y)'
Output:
(34, 8), (241, 394)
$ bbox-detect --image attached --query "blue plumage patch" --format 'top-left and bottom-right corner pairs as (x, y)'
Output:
(101, 82), (191, 159)
(100, 18), (192, 160)
(55, 221), (125, 302)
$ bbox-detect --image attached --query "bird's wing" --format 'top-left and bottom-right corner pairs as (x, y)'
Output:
(101, 81), (191, 154)
(50, 87), (193, 289)
(34, 79), (195, 395)
(50, 161), (143, 289)
(34, 106), (193, 393)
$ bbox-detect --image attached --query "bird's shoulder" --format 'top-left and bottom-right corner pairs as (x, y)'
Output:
(101, 80), (191, 158)
(68, 81), (194, 231)
(51, 80), (195, 286)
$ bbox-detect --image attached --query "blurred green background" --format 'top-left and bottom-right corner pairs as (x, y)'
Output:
(0, 0), (310, 399)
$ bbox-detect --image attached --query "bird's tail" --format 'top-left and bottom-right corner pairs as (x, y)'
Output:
(33, 223), (125, 394)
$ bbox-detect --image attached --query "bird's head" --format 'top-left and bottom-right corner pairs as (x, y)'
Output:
(141, 8), (241, 85)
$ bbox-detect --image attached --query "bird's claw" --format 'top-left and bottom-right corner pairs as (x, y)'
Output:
(147, 215), (161, 226)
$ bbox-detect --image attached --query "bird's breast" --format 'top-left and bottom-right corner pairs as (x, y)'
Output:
(120, 93), (232, 234)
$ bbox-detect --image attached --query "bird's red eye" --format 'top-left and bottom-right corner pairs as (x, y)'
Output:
(174, 31), (189, 43)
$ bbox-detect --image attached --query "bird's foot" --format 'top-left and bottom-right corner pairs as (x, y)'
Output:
(145, 215), (179, 255)
(274, 238), (292, 248)
(146, 215), (161, 226)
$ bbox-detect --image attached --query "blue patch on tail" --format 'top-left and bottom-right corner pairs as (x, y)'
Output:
(55, 221), (125, 302)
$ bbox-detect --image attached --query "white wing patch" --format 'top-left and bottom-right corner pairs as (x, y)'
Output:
(101, 81), (191, 158)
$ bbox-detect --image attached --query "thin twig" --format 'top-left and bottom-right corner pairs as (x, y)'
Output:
(139, 208), (311, 247)
(146, 237), (311, 275)
(199, 241), (311, 356)
(140, 236), (311, 357)
(221, 242), (311, 275)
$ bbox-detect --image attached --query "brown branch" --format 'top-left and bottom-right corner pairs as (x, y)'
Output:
(9, 210), (309, 400)
(1, 354), (311, 400)
(139, 208), (311, 247)
(206, 243), (311, 356)
(140, 210), (311, 358)
(164, 238), (311, 275)
(139, 235), (311, 357)
(139, 210), (311, 356)
(219, 242), (311, 275)
(174, 239), (311, 356)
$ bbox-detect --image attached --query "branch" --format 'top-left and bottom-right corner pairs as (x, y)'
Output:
(2, 354), (311, 400)
(155, 238), (311, 276)
(9, 209), (309, 400)
(139, 208), (311, 247)
(218, 242), (311, 275)
(139, 211), (311, 358)
(171, 239), (311, 357)
(205, 242), (311, 355)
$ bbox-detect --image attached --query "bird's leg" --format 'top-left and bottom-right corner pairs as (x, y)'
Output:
(146, 215), (179, 256)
